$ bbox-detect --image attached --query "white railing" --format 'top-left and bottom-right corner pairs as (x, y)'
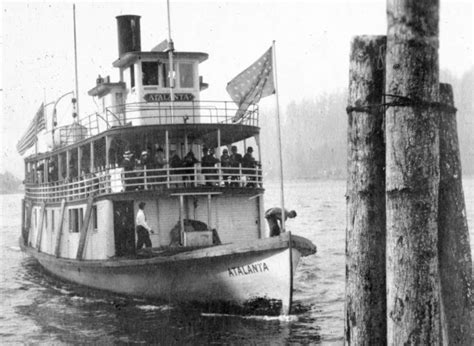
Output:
(24, 165), (263, 202)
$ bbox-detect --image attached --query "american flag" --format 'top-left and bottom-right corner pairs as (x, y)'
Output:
(226, 47), (275, 122)
(16, 103), (46, 155)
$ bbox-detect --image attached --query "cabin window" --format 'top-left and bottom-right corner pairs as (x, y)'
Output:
(130, 64), (135, 88)
(179, 63), (194, 88)
(69, 208), (83, 233)
(92, 205), (98, 231)
(142, 62), (159, 86)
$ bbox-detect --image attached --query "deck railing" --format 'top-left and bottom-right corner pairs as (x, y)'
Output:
(53, 101), (259, 143)
(24, 165), (263, 203)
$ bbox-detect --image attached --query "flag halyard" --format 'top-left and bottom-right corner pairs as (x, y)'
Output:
(226, 47), (275, 122)
(16, 103), (46, 155)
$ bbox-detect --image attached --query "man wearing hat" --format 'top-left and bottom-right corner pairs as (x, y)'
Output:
(242, 146), (258, 187)
(122, 150), (135, 191)
(136, 202), (155, 250)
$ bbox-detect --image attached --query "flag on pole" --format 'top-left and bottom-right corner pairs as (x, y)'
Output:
(226, 47), (275, 122)
(16, 103), (46, 155)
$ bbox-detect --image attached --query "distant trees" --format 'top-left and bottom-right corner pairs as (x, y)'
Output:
(0, 171), (23, 193)
(259, 68), (473, 180)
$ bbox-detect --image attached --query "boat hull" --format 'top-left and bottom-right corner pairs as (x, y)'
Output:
(21, 234), (314, 315)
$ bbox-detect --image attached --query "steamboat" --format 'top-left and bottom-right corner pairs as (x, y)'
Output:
(18, 14), (316, 315)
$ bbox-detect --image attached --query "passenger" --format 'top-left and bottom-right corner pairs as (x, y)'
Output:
(183, 150), (199, 184)
(169, 150), (183, 186)
(201, 148), (220, 186)
(220, 148), (231, 186)
(242, 146), (258, 187)
(121, 150), (135, 191)
(136, 202), (155, 250)
(138, 150), (151, 189)
(264, 207), (297, 237)
(153, 146), (167, 185)
(229, 145), (242, 186)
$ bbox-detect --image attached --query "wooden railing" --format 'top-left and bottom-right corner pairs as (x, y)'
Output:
(24, 165), (263, 203)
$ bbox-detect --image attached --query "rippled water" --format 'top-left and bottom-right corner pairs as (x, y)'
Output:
(1, 178), (473, 344)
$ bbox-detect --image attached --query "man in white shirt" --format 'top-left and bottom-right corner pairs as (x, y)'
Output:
(136, 202), (154, 250)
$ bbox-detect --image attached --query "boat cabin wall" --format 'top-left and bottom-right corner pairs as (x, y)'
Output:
(136, 194), (261, 248)
(28, 200), (115, 260)
(118, 59), (202, 126)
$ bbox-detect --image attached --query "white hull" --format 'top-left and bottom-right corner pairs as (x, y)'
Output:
(22, 233), (314, 315)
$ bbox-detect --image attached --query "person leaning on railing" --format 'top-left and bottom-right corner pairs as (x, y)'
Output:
(242, 146), (258, 187)
(220, 148), (231, 186)
(229, 146), (242, 187)
(121, 150), (135, 191)
(169, 150), (183, 187)
(202, 147), (220, 186)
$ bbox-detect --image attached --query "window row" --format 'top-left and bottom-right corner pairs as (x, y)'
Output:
(129, 61), (195, 88)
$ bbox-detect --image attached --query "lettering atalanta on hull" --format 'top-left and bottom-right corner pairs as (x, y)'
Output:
(228, 262), (270, 277)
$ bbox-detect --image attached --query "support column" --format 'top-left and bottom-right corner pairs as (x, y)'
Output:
(105, 136), (111, 168)
(385, 0), (440, 343)
(345, 35), (386, 345)
(90, 141), (95, 173)
(438, 83), (472, 345)
(66, 150), (71, 179)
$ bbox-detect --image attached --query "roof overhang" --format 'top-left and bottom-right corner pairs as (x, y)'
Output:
(113, 51), (209, 68)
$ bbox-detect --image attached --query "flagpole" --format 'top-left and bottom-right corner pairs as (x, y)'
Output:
(73, 4), (79, 120)
(272, 40), (286, 232)
(166, 0), (175, 123)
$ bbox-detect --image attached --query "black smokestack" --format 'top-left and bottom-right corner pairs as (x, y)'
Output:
(116, 15), (141, 57)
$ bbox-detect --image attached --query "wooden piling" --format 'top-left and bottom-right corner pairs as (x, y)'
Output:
(385, 0), (440, 344)
(345, 35), (386, 345)
(438, 83), (472, 345)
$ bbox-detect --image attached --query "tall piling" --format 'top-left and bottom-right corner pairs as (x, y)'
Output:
(438, 82), (472, 345)
(385, 0), (440, 344)
(345, 35), (386, 345)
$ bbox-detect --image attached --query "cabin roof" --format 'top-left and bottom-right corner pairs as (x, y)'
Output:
(25, 123), (259, 162)
(88, 82), (126, 97)
(113, 51), (209, 68)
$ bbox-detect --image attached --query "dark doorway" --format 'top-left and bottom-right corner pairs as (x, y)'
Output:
(113, 201), (136, 256)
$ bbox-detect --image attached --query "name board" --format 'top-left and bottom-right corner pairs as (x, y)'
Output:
(144, 93), (195, 102)
(227, 262), (270, 277)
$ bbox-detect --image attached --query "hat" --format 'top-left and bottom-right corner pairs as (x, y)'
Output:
(123, 150), (133, 157)
(139, 202), (146, 209)
(141, 150), (148, 156)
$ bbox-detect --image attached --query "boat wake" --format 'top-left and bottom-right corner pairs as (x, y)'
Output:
(136, 304), (174, 312)
(201, 312), (299, 322)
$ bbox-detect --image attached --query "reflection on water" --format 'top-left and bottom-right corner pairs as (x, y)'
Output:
(2, 178), (472, 343)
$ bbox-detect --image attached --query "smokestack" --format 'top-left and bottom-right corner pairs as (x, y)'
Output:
(116, 15), (141, 57)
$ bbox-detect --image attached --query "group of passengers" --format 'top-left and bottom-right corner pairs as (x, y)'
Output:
(121, 144), (260, 189)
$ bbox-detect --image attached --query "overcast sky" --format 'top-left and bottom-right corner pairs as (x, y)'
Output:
(1, 0), (473, 177)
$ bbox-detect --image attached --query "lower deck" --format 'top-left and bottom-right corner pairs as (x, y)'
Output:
(22, 188), (266, 261)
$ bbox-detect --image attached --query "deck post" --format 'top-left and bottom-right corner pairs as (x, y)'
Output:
(438, 83), (472, 344)
(105, 136), (111, 168)
(385, 0), (440, 343)
(76, 196), (94, 260)
(66, 150), (71, 179)
(165, 130), (170, 188)
(35, 201), (47, 251)
(345, 35), (386, 345)
(217, 128), (222, 185)
(90, 141), (95, 173)
(54, 199), (67, 257)
(179, 195), (185, 246)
